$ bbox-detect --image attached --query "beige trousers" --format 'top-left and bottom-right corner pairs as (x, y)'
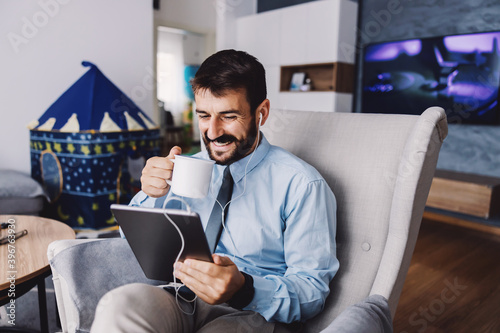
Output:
(90, 283), (293, 333)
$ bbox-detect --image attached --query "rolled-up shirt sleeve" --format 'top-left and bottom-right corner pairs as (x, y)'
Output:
(243, 180), (339, 323)
(128, 191), (151, 207)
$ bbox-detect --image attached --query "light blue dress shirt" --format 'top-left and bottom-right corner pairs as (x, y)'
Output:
(129, 134), (339, 323)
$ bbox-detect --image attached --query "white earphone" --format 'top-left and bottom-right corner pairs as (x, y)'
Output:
(259, 113), (263, 127)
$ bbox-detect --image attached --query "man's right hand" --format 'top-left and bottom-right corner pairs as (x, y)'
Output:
(140, 146), (182, 198)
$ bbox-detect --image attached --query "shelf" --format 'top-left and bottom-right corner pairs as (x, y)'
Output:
(279, 62), (354, 93)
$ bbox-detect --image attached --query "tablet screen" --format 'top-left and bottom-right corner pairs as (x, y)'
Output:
(111, 204), (212, 282)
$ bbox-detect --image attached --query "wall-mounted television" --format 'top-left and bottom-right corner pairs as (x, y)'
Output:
(361, 31), (500, 125)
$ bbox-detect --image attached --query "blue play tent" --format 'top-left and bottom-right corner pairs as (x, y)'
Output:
(30, 61), (160, 229)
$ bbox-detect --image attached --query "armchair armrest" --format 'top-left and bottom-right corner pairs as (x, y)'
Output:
(320, 294), (393, 333)
(48, 238), (165, 333)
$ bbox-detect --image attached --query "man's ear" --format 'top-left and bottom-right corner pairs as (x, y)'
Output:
(256, 99), (270, 127)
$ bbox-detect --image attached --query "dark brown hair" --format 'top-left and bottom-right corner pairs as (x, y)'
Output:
(191, 49), (267, 113)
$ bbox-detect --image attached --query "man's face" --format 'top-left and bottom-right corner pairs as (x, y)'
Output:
(195, 89), (259, 165)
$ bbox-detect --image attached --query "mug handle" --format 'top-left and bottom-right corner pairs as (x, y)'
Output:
(165, 158), (175, 186)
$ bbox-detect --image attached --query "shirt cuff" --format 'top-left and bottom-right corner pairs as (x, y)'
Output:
(227, 272), (255, 310)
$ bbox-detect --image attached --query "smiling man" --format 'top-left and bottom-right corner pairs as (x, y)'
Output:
(91, 50), (339, 333)
(197, 88), (262, 165)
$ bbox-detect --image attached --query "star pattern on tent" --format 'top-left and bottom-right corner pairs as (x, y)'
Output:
(77, 216), (84, 226)
(94, 144), (102, 155)
(54, 142), (63, 153)
(81, 145), (90, 155)
(107, 143), (115, 153)
(67, 143), (76, 153)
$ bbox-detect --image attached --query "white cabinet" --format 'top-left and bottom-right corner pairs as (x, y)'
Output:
(279, 5), (308, 65)
(305, 0), (358, 64)
(236, 0), (358, 113)
(237, 11), (281, 66)
(279, 92), (352, 113)
(334, 0), (358, 63)
(256, 11), (281, 66)
(237, 15), (258, 58)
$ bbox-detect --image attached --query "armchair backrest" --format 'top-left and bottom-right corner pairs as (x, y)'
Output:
(262, 107), (447, 332)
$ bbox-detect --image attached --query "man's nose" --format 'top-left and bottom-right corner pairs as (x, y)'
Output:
(206, 117), (224, 140)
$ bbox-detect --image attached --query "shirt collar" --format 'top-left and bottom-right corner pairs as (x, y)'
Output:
(207, 132), (270, 184)
(229, 132), (270, 183)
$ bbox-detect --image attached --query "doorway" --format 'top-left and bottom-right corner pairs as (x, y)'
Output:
(157, 26), (206, 154)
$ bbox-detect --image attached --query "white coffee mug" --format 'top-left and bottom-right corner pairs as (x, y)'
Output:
(166, 155), (215, 198)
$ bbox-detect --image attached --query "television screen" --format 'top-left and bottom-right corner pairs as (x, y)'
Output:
(361, 31), (500, 124)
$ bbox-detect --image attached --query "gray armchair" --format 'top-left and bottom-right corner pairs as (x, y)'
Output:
(48, 107), (448, 332)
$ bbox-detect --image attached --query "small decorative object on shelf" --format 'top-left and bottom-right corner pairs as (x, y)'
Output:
(300, 78), (312, 91)
(289, 72), (306, 91)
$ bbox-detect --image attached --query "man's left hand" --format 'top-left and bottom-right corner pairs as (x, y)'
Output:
(173, 254), (245, 305)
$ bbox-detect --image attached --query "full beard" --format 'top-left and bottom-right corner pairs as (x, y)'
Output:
(203, 121), (258, 165)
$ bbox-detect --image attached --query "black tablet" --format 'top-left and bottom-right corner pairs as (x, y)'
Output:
(110, 204), (213, 282)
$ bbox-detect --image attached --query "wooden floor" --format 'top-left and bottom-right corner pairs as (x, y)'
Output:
(393, 218), (500, 333)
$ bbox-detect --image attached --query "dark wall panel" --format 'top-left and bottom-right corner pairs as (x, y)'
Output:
(257, 0), (319, 13)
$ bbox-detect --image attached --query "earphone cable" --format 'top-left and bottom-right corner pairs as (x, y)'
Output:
(161, 196), (197, 315)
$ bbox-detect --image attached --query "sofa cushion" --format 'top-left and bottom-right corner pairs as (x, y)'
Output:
(0, 170), (45, 214)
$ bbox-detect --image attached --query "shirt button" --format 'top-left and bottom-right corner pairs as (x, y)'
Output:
(362, 242), (371, 251)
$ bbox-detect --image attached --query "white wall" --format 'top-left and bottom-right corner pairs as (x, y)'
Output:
(0, 0), (153, 173)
